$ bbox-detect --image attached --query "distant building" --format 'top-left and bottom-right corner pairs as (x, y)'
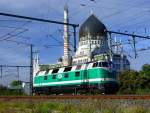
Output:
(73, 14), (109, 65)
(111, 54), (130, 72)
(72, 14), (130, 71)
(33, 13), (130, 74)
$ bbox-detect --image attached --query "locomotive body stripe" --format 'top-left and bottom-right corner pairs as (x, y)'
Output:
(33, 78), (117, 87)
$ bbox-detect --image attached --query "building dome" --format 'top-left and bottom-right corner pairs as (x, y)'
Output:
(79, 14), (107, 41)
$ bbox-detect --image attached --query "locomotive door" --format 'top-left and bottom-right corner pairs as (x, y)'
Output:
(82, 64), (89, 84)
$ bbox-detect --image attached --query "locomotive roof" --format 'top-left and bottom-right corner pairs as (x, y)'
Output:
(39, 60), (109, 71)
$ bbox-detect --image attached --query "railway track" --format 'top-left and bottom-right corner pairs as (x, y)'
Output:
(0, 95), (150, 100)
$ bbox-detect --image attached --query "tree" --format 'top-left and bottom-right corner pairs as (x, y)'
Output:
(11, 80), (22, 87)
(118, 64), (150, 94)
(140, 64), (150, 76)
(118, 70), (139, 94)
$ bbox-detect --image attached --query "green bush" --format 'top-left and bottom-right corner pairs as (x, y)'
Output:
(118, 64), (150, 94)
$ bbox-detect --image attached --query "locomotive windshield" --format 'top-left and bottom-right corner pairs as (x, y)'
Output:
(93, 62), (109, 67)
(101, 62), (108, 67)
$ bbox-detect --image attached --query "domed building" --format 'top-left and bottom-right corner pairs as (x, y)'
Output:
(79, 14), (107, 40)
(72, 14), (130, 71)
(73, 14), (110, 64)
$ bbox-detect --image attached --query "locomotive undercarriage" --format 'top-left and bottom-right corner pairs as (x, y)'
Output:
(33, 82), (119, 95)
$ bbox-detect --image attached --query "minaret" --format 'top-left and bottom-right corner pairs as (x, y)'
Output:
(63, 4), (70, 66)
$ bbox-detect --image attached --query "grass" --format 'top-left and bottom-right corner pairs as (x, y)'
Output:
(0, 99), (149, 113)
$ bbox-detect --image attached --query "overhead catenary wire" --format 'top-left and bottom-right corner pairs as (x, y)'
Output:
(5, 34), (32, 40)
(47, 34), (63, 45)
(0, 1), (149, 89)
(109, 5), (150, 29)
(0, 20), (31, 40)
(46, 29), (75, 50)
(0, 65), (31, 68)
(0, 12), (79, 27)
(0, 12), (79, 52)
(0, 2), (149, 50)
(0, 25), (28, 30)
(107, 30), (150, 39)
(0, 29), (29, 41)
(3, 38), (68, 51)
(3, 39), (32, 46)
(116, 14), (150, 29)
(0, 19), (31, 23)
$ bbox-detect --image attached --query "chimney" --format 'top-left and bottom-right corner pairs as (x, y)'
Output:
(63, 4), (70, 66)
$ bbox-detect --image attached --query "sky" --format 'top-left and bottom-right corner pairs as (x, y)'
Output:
(0, 0), (150, 84)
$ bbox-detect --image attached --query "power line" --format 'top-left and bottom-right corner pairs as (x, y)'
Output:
(0, 65), (31, 68)
(47, 34), (63, 45)
(107, 30), (150, 39)
(6, 34), (31, 40)
(108, 30), (150, 58)
(0, 25), (27, 30)
(0, 29), (28, 41)
(47, 34), (74, 50)
(0, 12), (78, 52)
(3, 39), (32, 46)
(0, 12), (79, 27)
(0, 20), (31, 40)
(0, 19), (30, 23)
(116, 14), (150, 29)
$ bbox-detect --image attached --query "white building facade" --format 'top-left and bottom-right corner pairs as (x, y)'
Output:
(72, 14), (130, 72)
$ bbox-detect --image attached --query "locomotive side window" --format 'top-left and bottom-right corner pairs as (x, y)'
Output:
(52, 68), (59, 74)
(52, 75), (56, 79)
(64, 73), (69, 78)
(44, 76), (48, 80)
(75, 71), (80, 77)
(64, 67), (72, 72)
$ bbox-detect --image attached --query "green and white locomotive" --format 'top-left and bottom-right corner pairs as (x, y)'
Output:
(33, 61), (118, 94)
